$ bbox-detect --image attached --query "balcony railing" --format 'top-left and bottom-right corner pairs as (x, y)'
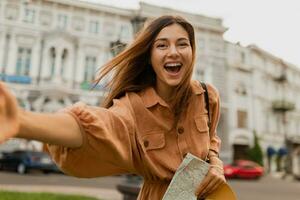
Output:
(272, 100), (295, 112)
(0, 74), (32, 84)
(273, 74), (287, 82)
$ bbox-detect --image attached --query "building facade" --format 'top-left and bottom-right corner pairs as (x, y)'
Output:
(226, 42), (300, 175)
(0, 0), (299, 176)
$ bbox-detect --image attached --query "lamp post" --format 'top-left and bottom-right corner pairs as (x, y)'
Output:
(110, 39), (126, 56)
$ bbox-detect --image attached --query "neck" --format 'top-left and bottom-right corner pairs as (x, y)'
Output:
(155, 84), (176, 104)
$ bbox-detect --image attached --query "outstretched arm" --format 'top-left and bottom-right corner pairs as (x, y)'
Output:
(0, 82), (83, 148)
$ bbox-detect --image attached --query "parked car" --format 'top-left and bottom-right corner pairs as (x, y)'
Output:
(224, 160), (264, 179)
(0, 150), (60, 174)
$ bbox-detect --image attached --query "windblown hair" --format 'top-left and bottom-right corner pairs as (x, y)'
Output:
(94, 15), (196, 124)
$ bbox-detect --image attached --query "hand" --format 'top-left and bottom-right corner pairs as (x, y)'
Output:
(195, 164), (226, 199)
(0, 82), (20, 143)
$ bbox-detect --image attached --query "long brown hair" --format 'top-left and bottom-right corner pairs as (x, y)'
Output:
(94, 15), (196, 123)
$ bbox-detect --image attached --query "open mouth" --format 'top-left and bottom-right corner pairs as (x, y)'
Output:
(164, 62), (182, 74)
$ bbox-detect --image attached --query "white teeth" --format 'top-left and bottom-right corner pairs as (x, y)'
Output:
(165, 63), (182, 67)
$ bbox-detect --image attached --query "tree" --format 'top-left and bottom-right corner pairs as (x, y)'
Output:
(247, 130), (264, 166)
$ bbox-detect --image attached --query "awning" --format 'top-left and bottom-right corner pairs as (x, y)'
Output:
(266, 146), (277, 157)
(278, 147), (288, 156)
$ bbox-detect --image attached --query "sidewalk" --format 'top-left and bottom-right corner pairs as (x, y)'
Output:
(270, 172), (295, 181)
(0, 184), (122, 200)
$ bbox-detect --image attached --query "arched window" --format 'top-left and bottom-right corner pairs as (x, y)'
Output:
(61, 48), (68, 77)
(49, 47), (55, 77)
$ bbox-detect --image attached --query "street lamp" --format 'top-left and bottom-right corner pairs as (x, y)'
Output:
(110, 39), (126, 57)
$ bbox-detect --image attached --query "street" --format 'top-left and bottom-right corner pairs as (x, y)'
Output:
(0, 171), (299, 200)
(229, 175), (299, 200)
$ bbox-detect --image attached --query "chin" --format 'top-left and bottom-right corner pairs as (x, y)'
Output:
(166, 79), (182, 87)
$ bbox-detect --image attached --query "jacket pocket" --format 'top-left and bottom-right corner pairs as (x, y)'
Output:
(194, 116), (209, 134)
(141, 132), (165, 151)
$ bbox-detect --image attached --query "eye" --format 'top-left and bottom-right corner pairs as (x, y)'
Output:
(157, 43), (168, 49)
(178, 42), (189, 47)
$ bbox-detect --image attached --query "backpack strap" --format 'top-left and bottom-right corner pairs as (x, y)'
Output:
(200, 82), (220, 159)
(200, 82), (211, 128)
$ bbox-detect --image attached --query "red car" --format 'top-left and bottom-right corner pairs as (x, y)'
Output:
(224, 160), (264, 179)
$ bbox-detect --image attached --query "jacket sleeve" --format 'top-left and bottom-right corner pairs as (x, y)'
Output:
(47, 95), (137, 178)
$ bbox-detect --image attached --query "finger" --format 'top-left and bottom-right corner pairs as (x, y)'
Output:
(203, 178), (225, 197)
(200, 176), (220, 197)
(195, 173), (213, 196)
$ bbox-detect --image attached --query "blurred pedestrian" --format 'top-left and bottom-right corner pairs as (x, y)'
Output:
(0, 15), (225, 199)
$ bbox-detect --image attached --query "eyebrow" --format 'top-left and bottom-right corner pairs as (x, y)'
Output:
(154, 37), (189, 43)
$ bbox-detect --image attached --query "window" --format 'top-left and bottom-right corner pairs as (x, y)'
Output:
(61, 49), (68, 76)
(120, 24), (130, 38)
(57, 14), (68, 29)
(103, 21), (116, 36)
(84, 56), (97, 82)
(23, 8), (35, 23)
(235, 82), (247, 95)
(89, 20), (99, 34)
(5, 4), (19, 20)
(16, 47), (32, 76)
(72, 16), (84, 31)
(240, 52), (246, 63)
(49, 47), (55, 77)
(237, 110), (248, 128)
(40, 11), (52, 26)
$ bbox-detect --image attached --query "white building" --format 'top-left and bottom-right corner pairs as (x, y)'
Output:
(0, 0), (135, 150)
(1, 0), (300, 176)
(226, 42), (300, 175)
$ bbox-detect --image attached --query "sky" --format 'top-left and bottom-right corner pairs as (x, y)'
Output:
(84, 0), (300, 67)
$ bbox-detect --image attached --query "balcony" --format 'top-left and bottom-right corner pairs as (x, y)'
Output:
(272, 100), (295, 112)
(229, 61), (252, 73)
(273, 74), (287, 83)
(0, 74), (32, 84)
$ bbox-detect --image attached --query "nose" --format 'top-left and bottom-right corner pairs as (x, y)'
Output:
(167, 44), (179, 58)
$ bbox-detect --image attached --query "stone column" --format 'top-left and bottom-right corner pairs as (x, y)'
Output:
(53, 47), (62, 83)
(31, 36), (41, 84)
(75, 45), (84, 86)
(66, 48), (74, 88)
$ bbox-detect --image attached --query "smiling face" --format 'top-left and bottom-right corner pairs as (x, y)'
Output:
(150, 23), (193, 98)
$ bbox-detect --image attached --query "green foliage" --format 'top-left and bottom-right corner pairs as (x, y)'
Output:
(247, 130), (264, 166)
(0, 191), (99, 200)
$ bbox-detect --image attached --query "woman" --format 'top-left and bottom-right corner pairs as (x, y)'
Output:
(0, 15), (225, 199)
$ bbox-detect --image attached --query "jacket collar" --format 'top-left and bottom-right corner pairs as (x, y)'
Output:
(140, 80), (204, 108)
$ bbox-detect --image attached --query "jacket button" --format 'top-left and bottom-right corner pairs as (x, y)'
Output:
(144, 140), (149, 148)
(177, 127), (184, 134)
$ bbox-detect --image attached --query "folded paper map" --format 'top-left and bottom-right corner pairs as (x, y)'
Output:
(162, 153), (210, 200)
(162, 153), (237, 200)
